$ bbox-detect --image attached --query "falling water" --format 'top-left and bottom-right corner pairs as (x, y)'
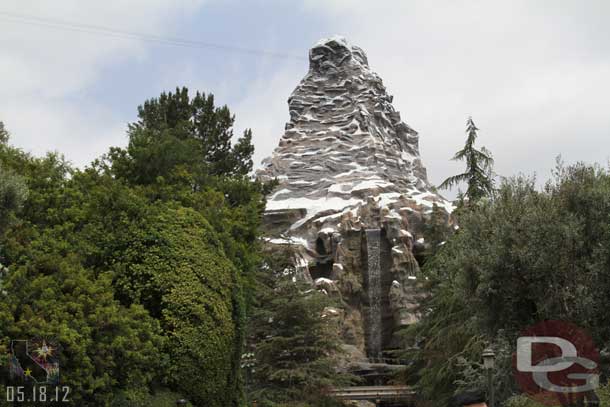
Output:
(365, 229), (382, 358)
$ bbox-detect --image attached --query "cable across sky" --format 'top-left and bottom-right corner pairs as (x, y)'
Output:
(0, 10), (306, 61)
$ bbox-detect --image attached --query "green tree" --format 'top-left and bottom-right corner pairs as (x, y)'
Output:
(0, 124), (28, 235)
(0, 122), (9, 145)
(440, 117), (494, 202)
(406, 163), (610, 405)
(0, 253), (166, 406)
(0, 91), (264, 405)
(0, 167), (27, 235)
(246, 248), (353, 406)
(422, 203), (452, 259)
(110, 205), (243, 406)
(108, 87), (255, 186)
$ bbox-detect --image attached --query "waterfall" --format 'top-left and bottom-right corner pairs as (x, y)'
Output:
(365, 229), (383, 358)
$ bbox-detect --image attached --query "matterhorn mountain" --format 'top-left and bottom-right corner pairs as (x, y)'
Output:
(258, 36), (453, 376)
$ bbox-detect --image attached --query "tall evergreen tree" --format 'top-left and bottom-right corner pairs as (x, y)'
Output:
(246, 247), (354, 406)
(440, 117), (494, 201)
(109, 87), (255, 186)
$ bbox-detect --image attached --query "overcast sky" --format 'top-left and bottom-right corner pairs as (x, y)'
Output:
(2, 0), (610, 197)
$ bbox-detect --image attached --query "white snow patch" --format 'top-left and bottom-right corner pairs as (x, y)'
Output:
(328, 183), (352, 194)
(325, 307), (340, 315)
(399, 229), (413, 238)
(376, 192), (402, 208)
(353, 179), (393, 191)
(264, 236), (309, 248)
(266, 196), (363, 230)
(315, 278), (334, 285)
(385, 209), (402, 220)
(269, 188), (292, 200)
(400, 151), (415, 162)
(406, 188), (455, 214)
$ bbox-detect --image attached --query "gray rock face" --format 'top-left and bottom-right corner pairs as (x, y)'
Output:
(259, 36), (452, 375)
(258, 36), (452, 232)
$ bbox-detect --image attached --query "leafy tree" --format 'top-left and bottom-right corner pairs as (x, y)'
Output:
(102, 85), (264, 304)
(0, 167), (27, 235)
(504, 384), (609, 407)
(0, 90), (265, 406)
(110, 205), (243, 406)
(0, 147), (173, 406)
(108, 87), (255, 186)
(0, 122), (9, 145)
(0, 124), (28, 235)
(406, 163), (610, 405)
(0, 252), (166, 406)
(440, 117), (494, 202)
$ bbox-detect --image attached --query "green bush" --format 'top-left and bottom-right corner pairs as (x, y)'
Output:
(407, 162), (610, 405)
(112, 206), (240, 406)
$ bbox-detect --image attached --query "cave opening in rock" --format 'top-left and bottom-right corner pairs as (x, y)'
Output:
(309, 259), (334, 280)
(315, 237), (328, 255)
(309, 237), (334, 280)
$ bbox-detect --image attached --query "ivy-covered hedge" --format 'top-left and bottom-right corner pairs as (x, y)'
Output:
(113, 206), (242, 406)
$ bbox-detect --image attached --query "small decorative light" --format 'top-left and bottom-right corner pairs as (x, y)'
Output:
(482, 347), (496, 370)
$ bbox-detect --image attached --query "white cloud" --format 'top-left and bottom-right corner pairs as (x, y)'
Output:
(0, 0), (206, 167)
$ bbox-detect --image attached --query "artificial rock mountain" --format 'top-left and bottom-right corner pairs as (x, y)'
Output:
(258, 36), (452, 377)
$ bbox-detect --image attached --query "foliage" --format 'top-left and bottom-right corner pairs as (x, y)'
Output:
(504, 383), (610, 407)
(0, 253), (166, 406)
(0, 122), (8, 145)
(0, 87), (264, 406)
(440, 117), (494, 202)
(0, 125), (28, 234)
(408, 162), (610, 405)
(111, 205), (242, 406)
(422, 203), (453, 259)
(0, 166), (27, 235)
(246, 247), (353, 406)
(399, 276), (485, 405)
(107, 86), (254, 186)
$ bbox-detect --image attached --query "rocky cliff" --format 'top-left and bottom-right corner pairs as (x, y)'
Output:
(258, 36), (453, 375)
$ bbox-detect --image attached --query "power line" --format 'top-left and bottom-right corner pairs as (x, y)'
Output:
(0, 10), (306, 61)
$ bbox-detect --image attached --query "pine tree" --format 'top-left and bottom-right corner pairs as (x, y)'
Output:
(423, 203), (452, 258)
(246, 247), (353, 406)
(109, 87), (256, 185)
(440, 117), (494, 202)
